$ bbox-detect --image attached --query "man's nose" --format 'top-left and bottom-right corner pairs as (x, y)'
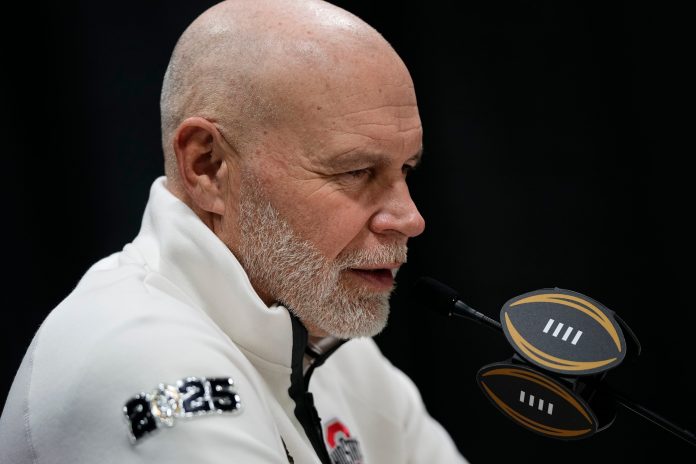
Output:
(369, 181), (426, 239)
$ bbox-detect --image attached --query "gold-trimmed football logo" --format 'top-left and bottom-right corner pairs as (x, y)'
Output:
(477, 363), (598, 440)
(500, 289), (626, 376)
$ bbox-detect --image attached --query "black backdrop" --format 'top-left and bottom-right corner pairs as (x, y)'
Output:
(2, 1), (693, 462)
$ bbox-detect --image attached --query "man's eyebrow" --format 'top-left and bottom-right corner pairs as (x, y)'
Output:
(326, 146), (424, 170)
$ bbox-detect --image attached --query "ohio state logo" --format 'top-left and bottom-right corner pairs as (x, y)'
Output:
(324, 418), (364, 464)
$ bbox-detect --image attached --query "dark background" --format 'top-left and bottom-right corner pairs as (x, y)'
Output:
(2, 1), (692, 462)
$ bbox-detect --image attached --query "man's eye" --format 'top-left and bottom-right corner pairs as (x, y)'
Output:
(343, 168), (372, 179)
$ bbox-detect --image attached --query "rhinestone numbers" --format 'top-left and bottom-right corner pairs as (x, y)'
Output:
(124, 376), (241, 443)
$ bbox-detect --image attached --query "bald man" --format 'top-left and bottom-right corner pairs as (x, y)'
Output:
(0, 1), (467, 463)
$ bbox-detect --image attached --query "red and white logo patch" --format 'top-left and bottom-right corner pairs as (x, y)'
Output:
(324, 418), (364, 464)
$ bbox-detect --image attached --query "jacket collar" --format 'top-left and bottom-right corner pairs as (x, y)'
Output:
(132, 177), (295, 368)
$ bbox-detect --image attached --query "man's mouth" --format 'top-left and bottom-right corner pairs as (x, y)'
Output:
(347, 267), (398, 290)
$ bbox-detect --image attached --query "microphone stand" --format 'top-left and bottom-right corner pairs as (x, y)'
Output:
(607, 388), (696, 446)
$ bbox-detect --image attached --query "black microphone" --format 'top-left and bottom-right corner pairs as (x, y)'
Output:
(415, 276), (502, 331)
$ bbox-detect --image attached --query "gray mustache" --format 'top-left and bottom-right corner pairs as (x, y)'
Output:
(336, 243), (408, 269)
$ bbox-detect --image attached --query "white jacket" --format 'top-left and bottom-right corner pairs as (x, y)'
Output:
(0, 177), (467, 463)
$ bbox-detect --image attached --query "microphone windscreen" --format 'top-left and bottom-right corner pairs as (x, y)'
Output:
(414, 276), (459, 317)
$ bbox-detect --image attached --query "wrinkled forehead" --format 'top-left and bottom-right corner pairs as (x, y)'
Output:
(277, 71), (420, 166)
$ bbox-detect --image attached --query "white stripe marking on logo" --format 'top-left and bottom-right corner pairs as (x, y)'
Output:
(552, 322), (564, 337)
(543, 319), (555, 333)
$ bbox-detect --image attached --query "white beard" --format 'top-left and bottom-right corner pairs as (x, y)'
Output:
(236, 174), (407, 339)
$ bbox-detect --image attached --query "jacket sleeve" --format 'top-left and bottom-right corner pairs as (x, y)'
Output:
(4, 300), (291, 464)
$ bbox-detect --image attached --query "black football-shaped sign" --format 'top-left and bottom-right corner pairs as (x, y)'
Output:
(500, 289), (626, 376)
(477, 362), (598, 440)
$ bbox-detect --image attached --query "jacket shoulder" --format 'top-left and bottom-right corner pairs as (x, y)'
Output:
(4, 257), (285, 463)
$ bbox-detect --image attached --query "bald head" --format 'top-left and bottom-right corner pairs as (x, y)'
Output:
(160, 0), (424, 337)
(160, 0), (407, 193)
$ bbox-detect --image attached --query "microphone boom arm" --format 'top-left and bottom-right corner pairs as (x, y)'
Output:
(452, 300), (502, 331)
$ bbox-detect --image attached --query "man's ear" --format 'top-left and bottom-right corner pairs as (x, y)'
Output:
(173, 117), (230, 215)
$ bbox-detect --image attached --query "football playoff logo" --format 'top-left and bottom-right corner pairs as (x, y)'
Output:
(500, 289), (626, 376)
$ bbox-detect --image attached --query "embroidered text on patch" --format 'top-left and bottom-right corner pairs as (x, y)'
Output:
(123, 376), (242, 443)
(325, 418), (364, 464)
